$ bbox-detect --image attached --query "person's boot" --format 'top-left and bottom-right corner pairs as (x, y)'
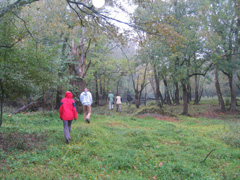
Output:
(86, 118), (90, 124)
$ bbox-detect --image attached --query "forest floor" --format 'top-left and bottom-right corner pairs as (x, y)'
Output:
(0, 100), (240, 179)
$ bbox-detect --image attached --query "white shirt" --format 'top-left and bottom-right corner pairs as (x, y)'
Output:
(80, 91), (92, 105)
(116, 96), (122, 104)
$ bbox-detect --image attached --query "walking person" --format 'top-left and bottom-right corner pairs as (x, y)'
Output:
(115, 94), (122, 112)
(108, 91), (115, 110)
(59, 91), (78, 144)
(127, 92), (133, 107)
(80, 88), (92, 124)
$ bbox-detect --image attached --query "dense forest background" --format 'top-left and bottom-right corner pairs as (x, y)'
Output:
(1, 0), (240, 126)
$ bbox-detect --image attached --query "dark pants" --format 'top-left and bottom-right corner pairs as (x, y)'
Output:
(63, 120), (72, 141)
(116, 104), (122, 112)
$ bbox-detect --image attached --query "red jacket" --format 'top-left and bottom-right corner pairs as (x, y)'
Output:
(59, 91), (77, 121)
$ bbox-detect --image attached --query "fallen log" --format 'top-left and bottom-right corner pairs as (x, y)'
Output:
(12, 101), (43, 115)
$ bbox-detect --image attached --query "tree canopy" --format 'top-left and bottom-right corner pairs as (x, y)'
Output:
(0, 0), (240, 126)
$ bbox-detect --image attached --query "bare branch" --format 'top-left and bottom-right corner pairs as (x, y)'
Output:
(131, 74), (136, 91)
(0, 38), (23, 48)
(12, 12), (37, 42)
(0, 0), (39, 18)
(201, 149), (217, 163)
(83, 60), (91, 77)
(84, 39), (92, 59)
(189, 63), (213, 77)
(66, 0), (85, 27)
(65, 0), (167, 37)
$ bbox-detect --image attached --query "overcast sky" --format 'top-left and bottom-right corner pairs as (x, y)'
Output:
(106, 0), (137, 32)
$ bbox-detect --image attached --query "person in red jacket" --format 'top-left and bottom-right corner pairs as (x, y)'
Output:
(59, 91), (77, 144)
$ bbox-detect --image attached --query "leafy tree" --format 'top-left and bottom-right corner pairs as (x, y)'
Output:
(133, 0), (211, 115)
(137, 39), (168, 107)
(0, 12), (31, 126)
(201, 0), (240, 111)
(0, 26), (59, 127)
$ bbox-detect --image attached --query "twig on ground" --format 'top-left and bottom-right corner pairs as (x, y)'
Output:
(201, 149), (217, 163)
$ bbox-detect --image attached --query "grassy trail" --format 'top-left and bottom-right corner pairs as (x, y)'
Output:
(0, 105), (240, 179)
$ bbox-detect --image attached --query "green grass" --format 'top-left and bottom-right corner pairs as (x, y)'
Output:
(0, 104), (240, 180)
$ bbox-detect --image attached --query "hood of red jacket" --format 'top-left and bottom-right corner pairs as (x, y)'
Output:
(65, 91), (73, 99)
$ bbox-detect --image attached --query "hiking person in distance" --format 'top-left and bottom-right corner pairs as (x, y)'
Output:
(108, 91), (115, 110)
(115, 94), (122, 112)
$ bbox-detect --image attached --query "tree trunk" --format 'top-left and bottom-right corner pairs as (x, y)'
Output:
(0, 79), (4, 127)
(144, 90), (147, 106)
(175, 82), (180, 105)
(0, 50), (7, 127)
(174, 57), (180, 105)
(103, 77), (107, 99)
(100, 77), (103, 97)
(43, 90), (46, 116)
(150, 78), (162, 108)
(116, 79), (121, 94)
(181, 81), (189, 116)
(12, 101), (43, 115)
(194, 75), (199, 104)
(162, 76), (172, 105)
(55, 88), (62, 109)
(140, 91), (143, 106)
(79, 79), (86, 94)
(187, 84), (191, 103)
(155, 88), (163, 108)
(132, 64), (148, 109)
(94, 72), (99, 105)
(230, 68), (237, 111)
(135, 92), (140, 108)
(199, 86), (204, 102)
(214, 64), (225, 112)
(153, 65), (163, 107)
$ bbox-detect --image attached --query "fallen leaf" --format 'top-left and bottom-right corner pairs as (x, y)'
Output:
(74, 174), (78, 178)
(133, 165), (138, 170)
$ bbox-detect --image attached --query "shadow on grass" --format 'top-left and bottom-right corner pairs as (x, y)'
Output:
(0, 132), (48, 152)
